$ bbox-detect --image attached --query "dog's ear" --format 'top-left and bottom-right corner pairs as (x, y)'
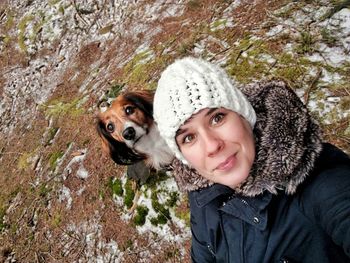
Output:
(124, 91), (154, 118)
(96, 118), (146, 165)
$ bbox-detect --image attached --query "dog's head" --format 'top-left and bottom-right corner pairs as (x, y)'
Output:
(96, 90), (154, 165)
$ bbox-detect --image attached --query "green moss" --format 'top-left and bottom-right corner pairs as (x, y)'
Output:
(177, 40), (195, 56)
(43, 98), (85, 119)
(28, 13), (46, 43)
(121, 239), (133, 251)
(273, 3), (299, 19)
(166, 248), (180, 260)
(17, 152), (32, 170)
(150, 190), (170, 225)
(105, 83), (125, 99)
(150, 214), (168, 226)
(133, 205), (149, 226)
(272, 53), (308, 83)
(144, 170), (169, 189)
(321, 28), (337, 46)
(48, 151), (63, 170)
(38, 184), (51, 198)
(58, 4), (65, 15)
(51, 212), (62, 227)
(124, 50), (151, 73)
(340, 97), (350, 112)
(5, 10), (15, 30)
(175, 209), (190, 227)
(296, 30), (315, 54)
(1, 35), (11, 45)
(48, 0), (61, 6)
(18, 14), (34, 53)
(109, 177), (123, 197)
(122, 52), (170, 88)
(210, 19), (227, 31)
(187, 0), (202, 10)
(334, 62), (350, 80)
(46, 127), (59, 145)
(226, 38), (271, 83)
(99, 24), (114, 35)
(124, 179), (135, 209)
(166, 192), (179, 207)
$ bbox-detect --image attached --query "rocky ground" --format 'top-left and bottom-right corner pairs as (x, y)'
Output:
(0, 0), (349, 262)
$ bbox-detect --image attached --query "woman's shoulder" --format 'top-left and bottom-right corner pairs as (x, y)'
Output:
(297, 143), (350, 211)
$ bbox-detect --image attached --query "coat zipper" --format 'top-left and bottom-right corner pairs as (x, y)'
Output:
(241, 199), (248, 263)
(241, 199), (249, 206)
(241, 220), (245, 263)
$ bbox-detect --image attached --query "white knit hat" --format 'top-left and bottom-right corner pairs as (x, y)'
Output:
(154, 57), (256, 164)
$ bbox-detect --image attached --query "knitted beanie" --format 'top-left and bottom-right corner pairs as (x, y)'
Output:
(154, 57), (256, 164)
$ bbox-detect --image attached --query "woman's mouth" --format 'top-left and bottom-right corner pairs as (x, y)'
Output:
(215, 154), (237, 171)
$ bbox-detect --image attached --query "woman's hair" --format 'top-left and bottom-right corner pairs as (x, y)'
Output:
(154, 56), (256, 164)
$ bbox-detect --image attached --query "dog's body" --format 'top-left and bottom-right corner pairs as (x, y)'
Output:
(96, 90), (174, 170)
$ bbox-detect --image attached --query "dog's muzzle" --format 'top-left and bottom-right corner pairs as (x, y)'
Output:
(122, 127), (136, 140)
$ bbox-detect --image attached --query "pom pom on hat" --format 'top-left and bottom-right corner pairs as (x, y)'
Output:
(154, 57), (256, 164)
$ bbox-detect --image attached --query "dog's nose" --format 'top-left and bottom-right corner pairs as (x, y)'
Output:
(122, 127), (136, 140)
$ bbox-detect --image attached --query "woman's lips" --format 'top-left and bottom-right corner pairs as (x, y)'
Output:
(215, 154), (237, 171)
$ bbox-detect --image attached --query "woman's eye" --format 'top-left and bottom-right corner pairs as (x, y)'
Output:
(211, 113), (225, 125)
(106, 123), (114, 132)
(125, 106), (135, 115)
(183, 134), (195, 144)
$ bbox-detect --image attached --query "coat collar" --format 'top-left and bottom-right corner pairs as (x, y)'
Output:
(191, 183), (272, 231)
(171, 81), (323, 197)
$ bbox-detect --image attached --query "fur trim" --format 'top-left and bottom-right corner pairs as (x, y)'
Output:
(171, 81), (323, 196)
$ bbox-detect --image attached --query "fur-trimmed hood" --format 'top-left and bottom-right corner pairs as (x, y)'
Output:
(171, 81), (323, 197)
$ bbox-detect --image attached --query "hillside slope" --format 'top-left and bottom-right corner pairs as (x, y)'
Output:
(1, 0), (349, 262)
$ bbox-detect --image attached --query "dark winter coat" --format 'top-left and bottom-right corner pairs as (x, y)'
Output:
(171, 81), (350, 263)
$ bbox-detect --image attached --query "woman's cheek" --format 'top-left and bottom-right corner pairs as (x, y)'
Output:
(183, 147), (204, 171)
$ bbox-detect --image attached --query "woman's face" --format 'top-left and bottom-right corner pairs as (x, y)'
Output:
(176, 108), (255, 189)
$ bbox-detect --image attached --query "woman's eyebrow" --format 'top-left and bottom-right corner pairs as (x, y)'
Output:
(176, 128), (187, 137)
(176, 108), (219, 137)
(205, 108), (218, 116)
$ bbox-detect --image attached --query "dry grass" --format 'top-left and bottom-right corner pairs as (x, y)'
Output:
(1, 0), (349, 262)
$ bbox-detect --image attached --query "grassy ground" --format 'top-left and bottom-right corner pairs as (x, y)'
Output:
(0, 0), (349, 262)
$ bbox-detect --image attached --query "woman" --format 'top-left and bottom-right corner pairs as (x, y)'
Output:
(153, 57), (350, 262)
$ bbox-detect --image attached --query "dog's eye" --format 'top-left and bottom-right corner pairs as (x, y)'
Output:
(106, 123), (114, 133)
(125, 106), (135, 115)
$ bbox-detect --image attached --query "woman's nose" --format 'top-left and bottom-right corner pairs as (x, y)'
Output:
(201, 130), (223, 157)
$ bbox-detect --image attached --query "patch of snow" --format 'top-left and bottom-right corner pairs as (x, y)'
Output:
(210, 18), (234, 31)
(266, 24), (284, 37)
(222, 0), (241, 16)
(0, 57), (56, 134)
(62, 148), (88, 180)
(308, 44), (350, 66)
(307, 87), (348, 125)
(323, 8), (350, 34)
(194, 35), (230, 60)
(77, 166), (89, 179)
(113, 173), (190, 247)
(260, 54), (277, 65)
(62, 214), (123, 262)
(320, 8), (350, 52)
(58, 185), (73, 209)
(142, 0), (186, 21)
(54, 142), (74, 177)
(77, 186), (86, 196)
(319, 69), (343, 84)
(136, 176), (190, 243)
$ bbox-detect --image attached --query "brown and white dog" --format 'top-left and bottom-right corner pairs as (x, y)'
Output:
(96, 90), (174, 170)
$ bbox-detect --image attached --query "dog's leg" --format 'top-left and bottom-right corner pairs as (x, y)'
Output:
(128, 187), (141, 215)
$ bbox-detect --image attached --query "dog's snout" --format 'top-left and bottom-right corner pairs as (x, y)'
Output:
(122, 127), (136, 140)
